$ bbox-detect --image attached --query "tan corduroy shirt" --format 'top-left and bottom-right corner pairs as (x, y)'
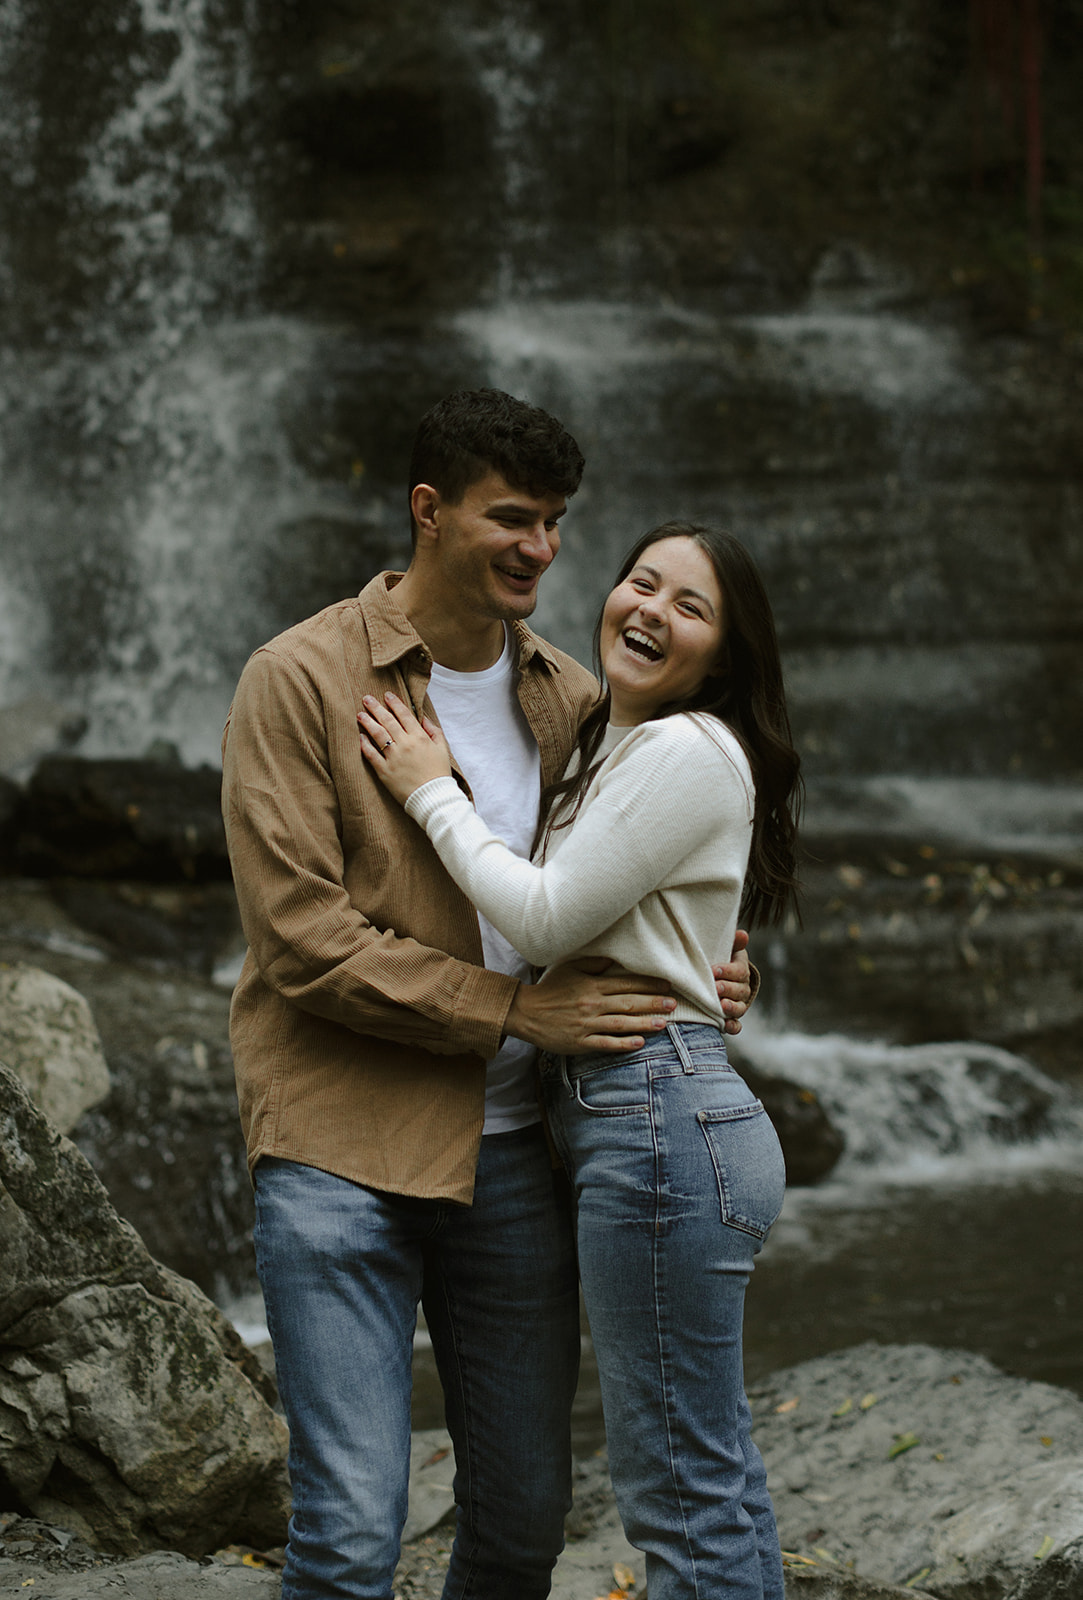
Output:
(222, 572), (599, 1204)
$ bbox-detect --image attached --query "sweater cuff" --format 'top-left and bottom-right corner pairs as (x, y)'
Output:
(405, 776), (466, 829)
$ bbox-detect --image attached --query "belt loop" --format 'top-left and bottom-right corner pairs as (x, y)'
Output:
(559, 1054), (574, 1096)
(668, 1023), (696, 1074)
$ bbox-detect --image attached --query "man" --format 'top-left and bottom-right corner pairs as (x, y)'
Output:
(222, 389), (753, 1600)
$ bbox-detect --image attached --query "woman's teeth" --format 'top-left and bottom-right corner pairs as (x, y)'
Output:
(623, 628), (663, 660)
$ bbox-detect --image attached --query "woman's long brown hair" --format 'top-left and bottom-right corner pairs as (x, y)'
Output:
(536, 523), (803, 927)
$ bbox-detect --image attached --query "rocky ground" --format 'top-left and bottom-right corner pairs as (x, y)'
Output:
(5, 1342), (1083, 1599)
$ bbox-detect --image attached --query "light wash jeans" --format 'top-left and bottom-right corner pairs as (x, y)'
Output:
(540, 1024), (787, 1600)
(253, 1124), (580, 1600)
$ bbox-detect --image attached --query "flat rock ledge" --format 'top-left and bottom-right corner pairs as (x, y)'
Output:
(752, 1341), (1083, 1599)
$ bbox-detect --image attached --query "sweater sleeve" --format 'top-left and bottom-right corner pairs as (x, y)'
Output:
(405, 719), (753, 968)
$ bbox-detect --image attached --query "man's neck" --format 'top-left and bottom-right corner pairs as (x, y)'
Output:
(391, 568), (507, 672)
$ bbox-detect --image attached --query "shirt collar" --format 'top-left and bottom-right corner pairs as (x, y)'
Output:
(360, 572), (566, 676)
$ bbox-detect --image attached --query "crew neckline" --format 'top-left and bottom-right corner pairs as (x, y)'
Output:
(429, 626), (512, 685)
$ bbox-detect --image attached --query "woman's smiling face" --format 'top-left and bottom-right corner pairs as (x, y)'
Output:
(599, 535), (726, 725)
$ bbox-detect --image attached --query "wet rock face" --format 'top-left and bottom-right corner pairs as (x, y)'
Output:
(0, 0), (1080, 785)
(72, 1002), (258, 1301)
(0, 1062), (289, 1556)
(0, 884), (253, 1300)
(1007, 1538), (1083, 1600)
(766, 837), (1083, 1084)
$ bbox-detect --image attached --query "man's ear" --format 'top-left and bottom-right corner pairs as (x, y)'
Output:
(410, 483), (441, 544)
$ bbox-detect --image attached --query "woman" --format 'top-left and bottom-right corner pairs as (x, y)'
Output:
(359, 523), (802, 1600)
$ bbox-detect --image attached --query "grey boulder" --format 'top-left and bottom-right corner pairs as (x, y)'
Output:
(0, 962), (111, 1133)
(0, 1062), (289, 1556)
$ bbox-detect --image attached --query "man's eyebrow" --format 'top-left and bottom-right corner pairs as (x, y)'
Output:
(489, 499), (567, 519)
(632, 563), (717, 614)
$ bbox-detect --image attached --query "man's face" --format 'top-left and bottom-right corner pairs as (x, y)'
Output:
(426, 469), (566, 624)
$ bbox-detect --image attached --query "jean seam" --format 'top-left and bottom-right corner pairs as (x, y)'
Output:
(697, 1102), (766, 1125)
(574, 1098), (650, 1117)
(429, 1273), (482, 1600)
(651, 1075), (701, 1599)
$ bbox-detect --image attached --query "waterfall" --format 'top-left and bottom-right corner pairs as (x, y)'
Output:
(0, 0), (1077, 809)
(733, 1023), (1083, 1184)
(0, 0), (275, 763)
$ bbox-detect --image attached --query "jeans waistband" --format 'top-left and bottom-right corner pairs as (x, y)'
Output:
(543, 1022), (729, 1083)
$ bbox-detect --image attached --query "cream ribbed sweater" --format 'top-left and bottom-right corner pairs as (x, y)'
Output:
(405, 712), (754, 1027)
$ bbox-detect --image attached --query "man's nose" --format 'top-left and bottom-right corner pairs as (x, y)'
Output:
(518, 522), (559, 565)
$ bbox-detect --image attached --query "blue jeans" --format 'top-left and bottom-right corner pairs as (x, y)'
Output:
(253, 1125), (580, 1600)
(540, 1025), (787, 1600)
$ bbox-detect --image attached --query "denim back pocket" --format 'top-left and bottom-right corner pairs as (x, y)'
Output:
(697, 1103), (786, 1240)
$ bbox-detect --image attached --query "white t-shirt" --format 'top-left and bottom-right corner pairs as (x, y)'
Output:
(426, 629), (542, 1134)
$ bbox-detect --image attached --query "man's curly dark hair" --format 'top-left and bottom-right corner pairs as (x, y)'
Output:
(408, 389), (585, 541)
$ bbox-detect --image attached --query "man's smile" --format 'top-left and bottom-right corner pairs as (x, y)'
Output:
(495, 562), (543, 589)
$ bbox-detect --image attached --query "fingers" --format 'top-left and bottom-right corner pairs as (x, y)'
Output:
(596, 1006), (671, 1032)
(713, 962), (752, 1005)
(360, 692), (415, 739)
(357, 707), (391, 767)
(381, 691), (419, 734)
(358, 694), (423, 761)
(714, 969), (751, 994)
(358, 697), (393, 742)
(579, 987), (674, 1015)
(579, 1032), (647, 1053)
(357, 706), (393, 761)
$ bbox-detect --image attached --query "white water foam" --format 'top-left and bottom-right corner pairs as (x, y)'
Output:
(734, 1019), (1083, 1191)
(804, 775), (1083, 865)
(73, 0), (262, 350)
(452, 297), (971, 406)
